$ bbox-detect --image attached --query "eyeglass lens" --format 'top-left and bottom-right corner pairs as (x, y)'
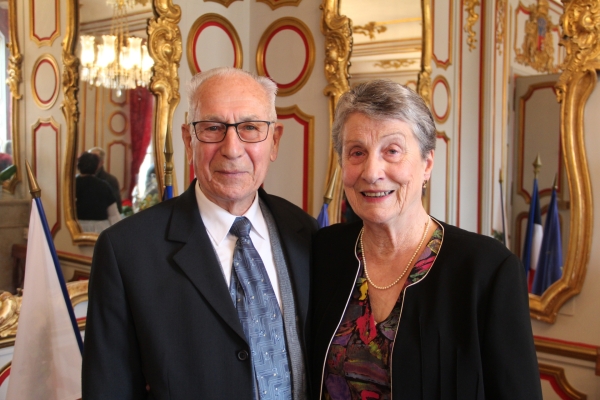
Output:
(193, 121), (270, 143)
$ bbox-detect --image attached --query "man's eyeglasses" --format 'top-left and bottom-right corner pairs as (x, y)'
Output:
(189, 120), (274, 143)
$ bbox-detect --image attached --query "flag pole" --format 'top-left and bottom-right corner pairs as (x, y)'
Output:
(25, 161), (83, 353)
(163, 124), (174, 200)
(499, 168), (506, 246)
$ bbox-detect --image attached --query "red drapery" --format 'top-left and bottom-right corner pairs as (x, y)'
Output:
(128, 86), (154, 199)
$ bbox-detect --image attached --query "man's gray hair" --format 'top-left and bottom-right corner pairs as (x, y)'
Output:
(88, 146), (106, 161)
(332, 80), (436, 160)
(186, 67), (278, 122)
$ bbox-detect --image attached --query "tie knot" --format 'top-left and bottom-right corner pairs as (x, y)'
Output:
(230, 216), (251, 238)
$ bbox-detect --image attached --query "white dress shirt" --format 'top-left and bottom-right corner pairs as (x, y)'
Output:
(194, 182), (282, 309)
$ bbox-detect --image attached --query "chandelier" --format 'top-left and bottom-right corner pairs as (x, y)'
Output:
(79, 0), (154, 95)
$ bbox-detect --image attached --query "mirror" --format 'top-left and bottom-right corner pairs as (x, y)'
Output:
(0, 0), (22, 194)
(320, 0), (432, 223)
(525, 0), (594, 322)
(63, 0), (182, 245)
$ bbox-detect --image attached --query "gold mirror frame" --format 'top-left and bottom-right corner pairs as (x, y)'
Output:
(2, 0), (23, 194)
(529, 0), (595, 323)
(319, 0), (432, 223)
(62, 0), (182, 245)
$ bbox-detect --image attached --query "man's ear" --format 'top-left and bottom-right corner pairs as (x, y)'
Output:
(270, 123), (283, 162)
(182, 123), (193, 165)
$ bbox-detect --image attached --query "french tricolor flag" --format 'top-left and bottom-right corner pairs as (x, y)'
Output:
(522, 178), (543, 291)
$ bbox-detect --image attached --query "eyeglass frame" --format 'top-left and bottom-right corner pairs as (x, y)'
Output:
(188, 120), (275, 143)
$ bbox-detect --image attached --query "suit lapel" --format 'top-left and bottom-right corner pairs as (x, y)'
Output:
(258, 190), (311, 327)
(167, 182), (247, 342)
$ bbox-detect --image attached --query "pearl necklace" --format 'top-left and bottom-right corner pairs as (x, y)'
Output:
(360, 216), (431, 290)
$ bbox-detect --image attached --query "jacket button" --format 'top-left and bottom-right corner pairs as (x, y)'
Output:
(237, 350), (249, 361)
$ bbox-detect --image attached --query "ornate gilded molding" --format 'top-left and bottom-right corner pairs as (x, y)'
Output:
(353, 22), (387, 40)
(29, 0), (61, 47)
(203, 0), (241, 7)
(256, 0), (301, 10)
(538, 363), (587, 399)
(535, 336), (599, 371)
(515, 0), (559, 73)
(187, 14), (243, 74)
(256, 17), (315, 97)
(528, 0), (596, 323)
(374, 59), (417, 69)
(31, 54), (60, 110)
(2, 0), (23, 194)
(0, 281), (89, 349)
(418, 0), (433, 106)
(320, 0), (352, 223)
(61, 0), (98, 245)
(495, 0), (508, 54)
(276, 105), (315, 214)
(148, 0), (182, 198)
(464, 0), (481, 51)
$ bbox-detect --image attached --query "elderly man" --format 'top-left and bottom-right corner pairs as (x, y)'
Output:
(88, 146), (123, 213)
(82, 67), (318, 399)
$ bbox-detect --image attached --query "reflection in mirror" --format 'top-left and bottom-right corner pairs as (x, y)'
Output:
(508, 0), (594, 322)
(1, 0), (21, 194)
(76, 0), (156, 232)
(340, 0), (422, 90)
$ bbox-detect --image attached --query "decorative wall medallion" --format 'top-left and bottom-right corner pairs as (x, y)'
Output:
(29, 0), (60, 46)
(257, 17), (315, 96)
(464, 0), (480, 51)
(514, 0), (559, 73)
(432, 75), (451, 123)
(203, 0), (242, 7)
(187, 13), (242, 74)
(256, 0), (301, 11)
(109, 111), (128, 136)
(31, 54), (60, 109)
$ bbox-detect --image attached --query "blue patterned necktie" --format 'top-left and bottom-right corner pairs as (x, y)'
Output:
(229, 217), (292, 400)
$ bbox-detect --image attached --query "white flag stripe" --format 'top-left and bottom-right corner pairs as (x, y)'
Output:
(530, 223), (543, 272)
(6, 200), (82, 400)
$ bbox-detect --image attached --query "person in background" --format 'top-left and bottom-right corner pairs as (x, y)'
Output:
(75, 152), (121, 233)
(82, 67), (318, 399)
(311, 80), (542, 399)
(0, 140), (13, 172)
(88, 146), (122, 213)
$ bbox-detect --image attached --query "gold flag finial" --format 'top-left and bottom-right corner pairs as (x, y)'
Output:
(323, 165), (340, 205)
(533, 154), (542, 178)
(499, 168), (504, 184)
(553, 173), (558, 189)
(25, 160), (41, 198)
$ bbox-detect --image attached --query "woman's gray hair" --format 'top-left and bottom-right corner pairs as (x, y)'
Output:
(186, 67), (278, 122)
(332, 80), (436, 159)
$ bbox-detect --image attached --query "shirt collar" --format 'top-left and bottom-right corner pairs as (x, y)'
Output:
(195, 182), (268, 244)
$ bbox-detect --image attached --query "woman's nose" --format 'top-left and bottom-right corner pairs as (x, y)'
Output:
(361, 154), (384, 184)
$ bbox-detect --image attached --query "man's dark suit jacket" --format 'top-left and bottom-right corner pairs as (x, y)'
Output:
(311, 220), (542, 400)
(96, 167), (122, 213)
(82, 181), (317, 399)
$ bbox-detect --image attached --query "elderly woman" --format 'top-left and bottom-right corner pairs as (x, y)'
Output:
(311, 80), (541, 399)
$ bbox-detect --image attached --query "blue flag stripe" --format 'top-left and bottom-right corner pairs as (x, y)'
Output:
(34, 197), (84, 354)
